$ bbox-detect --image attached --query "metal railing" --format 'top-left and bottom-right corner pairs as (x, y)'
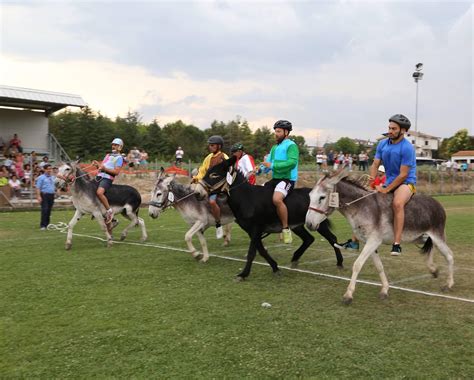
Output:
(48, 133), (71, 163)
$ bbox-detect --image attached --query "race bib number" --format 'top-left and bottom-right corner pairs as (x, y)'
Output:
(329, 192), (339, 208)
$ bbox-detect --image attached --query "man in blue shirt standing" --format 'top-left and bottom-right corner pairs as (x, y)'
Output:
(35, 164), (56, 230)
(370, 114), (417, 256)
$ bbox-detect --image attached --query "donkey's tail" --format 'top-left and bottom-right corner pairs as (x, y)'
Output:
(420, 237), (433, 254)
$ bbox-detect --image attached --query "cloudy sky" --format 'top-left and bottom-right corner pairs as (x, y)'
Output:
(1, 1), (472, 145)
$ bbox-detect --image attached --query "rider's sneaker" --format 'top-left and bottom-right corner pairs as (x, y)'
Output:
(282, 228), (293, 244)
(104, 209), (114, 224)
(335, 239), (359, 251)
(216, 225), (224, 239)
(391, 244), (402, 256)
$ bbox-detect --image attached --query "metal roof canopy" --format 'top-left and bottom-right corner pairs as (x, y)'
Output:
(0, 85), (87, 116)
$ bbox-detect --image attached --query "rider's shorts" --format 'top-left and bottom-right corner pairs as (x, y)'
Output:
(96, 177), (113, 192)
(266, 179), (295, 198)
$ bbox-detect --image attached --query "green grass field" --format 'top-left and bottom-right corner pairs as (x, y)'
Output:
(1, 195), (473, 378)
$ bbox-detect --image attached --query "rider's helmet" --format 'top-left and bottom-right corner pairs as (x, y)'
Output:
(389, 114), (411, 130)
(273, 120), (292, 132)
(207, 135), (224, 146)
(111, 138), (124, 147)
(231, 142), (244, 153)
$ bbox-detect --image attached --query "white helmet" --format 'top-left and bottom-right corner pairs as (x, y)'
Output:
(111, 138), (124, 147)
(378, 165), (386, 173)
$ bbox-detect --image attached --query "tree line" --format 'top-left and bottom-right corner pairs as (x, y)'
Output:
(50, 107), (473, 163)
(50, 107), (314, 163)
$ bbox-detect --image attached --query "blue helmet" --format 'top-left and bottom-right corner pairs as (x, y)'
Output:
(111, 138), (124, 147)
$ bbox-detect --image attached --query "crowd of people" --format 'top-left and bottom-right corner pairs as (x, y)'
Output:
(315, 150), (370, 172)
(1, 142), (56, 201)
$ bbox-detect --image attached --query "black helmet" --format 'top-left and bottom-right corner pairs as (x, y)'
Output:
(207, 135), (224, 146)
(273, 120), (292, 132)
(389, 114), (411, 130)
(231, 142), (244, 153)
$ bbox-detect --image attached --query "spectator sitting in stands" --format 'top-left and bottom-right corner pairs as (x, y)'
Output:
(8, 174), (22, 200)
(9, 133), (23, 154)
(39, 156), (50, 169)
(23, 163), (32, 187)
(4, 155), (14, 169)
(0, 165), (9, 187)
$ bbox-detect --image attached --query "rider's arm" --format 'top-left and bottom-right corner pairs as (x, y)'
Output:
(369, 158), (381, 180)
(193, 154), (212, 181)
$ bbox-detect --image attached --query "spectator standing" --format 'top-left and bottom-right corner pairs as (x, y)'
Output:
(316, 151), (323, 171)
(35, 164), (56, 230)
(9, 133), (23, 153)
(327, 150), (334, 167)
(140, 150), (149, 170)
(175, 146), (184, 165)
(358, 151), (368, 171)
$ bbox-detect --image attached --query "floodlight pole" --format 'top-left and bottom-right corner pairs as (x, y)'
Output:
(412, 63), (424, 134)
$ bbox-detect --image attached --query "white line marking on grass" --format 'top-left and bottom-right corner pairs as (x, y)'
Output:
(51, 226), (474, 304)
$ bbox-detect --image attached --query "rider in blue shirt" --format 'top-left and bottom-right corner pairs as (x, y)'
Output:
(371, 114), (417, 256)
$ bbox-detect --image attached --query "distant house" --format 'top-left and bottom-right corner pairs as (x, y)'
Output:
(405, 130), (440, 158)
(0, 85), (86, 161)
(451, 150), (474, 166)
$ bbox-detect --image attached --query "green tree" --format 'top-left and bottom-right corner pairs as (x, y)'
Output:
(447, 129), (472, 155)
(290, 135), (311, 162)
(334, 137), (358, 155)
(252, 127), (274, 160)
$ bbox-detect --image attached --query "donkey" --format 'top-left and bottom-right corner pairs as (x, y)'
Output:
(194, 156), (344, 280)
(148, 171), (233, 263)
(305, 169), (454, 304)
(55, 162), (147, 249)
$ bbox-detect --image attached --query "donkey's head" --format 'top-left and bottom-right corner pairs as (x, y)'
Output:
(194, 156), (237, 199)
(149, 169), (175, 219)
(55, 161), (77, 191)
(305, 168), (348, 231)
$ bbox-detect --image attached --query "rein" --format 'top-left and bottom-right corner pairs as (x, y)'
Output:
(149, 184), (197, 210)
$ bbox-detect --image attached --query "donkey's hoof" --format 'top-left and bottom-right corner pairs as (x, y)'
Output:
(431, 269), (439, 278)
(441, 285), (452, 292)
(379, 292), (389, 301)
(194, 253), (204, 261)
(342, 296), (353, 305)
(337, 264), (344, 270)
(273, 269), (282, 277)
(65, 243), (72, 251)
(120, 234), (126, 241)
(222, 240), (230, 247)
(107, 241), (113, 248)
(290, 261), (298, 269)
(199, 256), (209, 263)
(234, 276), (245, 283)
(140, 237), (147, 243)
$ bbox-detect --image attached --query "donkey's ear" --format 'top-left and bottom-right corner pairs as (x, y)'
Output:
(326, 166), (349, 186)
(157, 167), (165, 180)
(75, 156), (82, 163)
